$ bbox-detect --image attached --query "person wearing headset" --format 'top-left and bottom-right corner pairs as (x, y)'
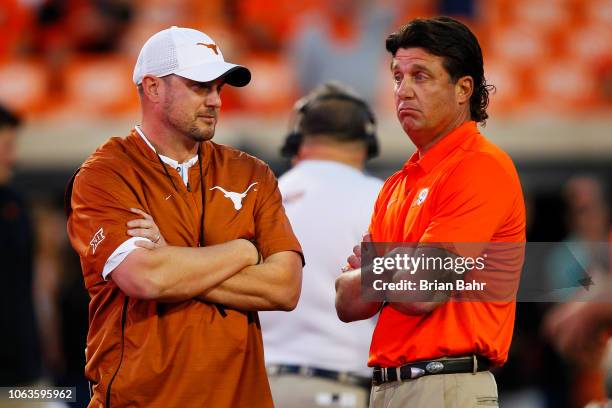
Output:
(259, 81), (383, 408)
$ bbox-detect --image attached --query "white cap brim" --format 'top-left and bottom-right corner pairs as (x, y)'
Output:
(173, 61), (251, 87)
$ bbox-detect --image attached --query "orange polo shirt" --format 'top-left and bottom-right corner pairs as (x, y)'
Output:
(67, 130), (302, 407)
(368, 121), (526, 368)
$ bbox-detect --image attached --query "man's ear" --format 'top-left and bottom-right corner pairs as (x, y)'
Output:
(141, 76), (163, 102)
(455, 76), (474, 105)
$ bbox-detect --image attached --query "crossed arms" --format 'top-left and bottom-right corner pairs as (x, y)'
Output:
(111, 210), (302, 311)
(335, 239), (443, 322)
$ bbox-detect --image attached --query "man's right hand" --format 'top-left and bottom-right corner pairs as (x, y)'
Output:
(336, 232), (382, 322)
(345, 232), (371, 270)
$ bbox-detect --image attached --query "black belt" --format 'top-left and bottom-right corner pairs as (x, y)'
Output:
(267, 364), (371, 390)
(372, 355), (491, 386)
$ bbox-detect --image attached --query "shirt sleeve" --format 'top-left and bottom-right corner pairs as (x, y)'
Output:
(102, 237), (153, 280)
(67, 166), (145, 288)
(253, 165), (304, 265)
(419, 152), (518, 247)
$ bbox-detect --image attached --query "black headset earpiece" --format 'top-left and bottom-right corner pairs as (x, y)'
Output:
(280, 92), (379, 160)
(280, 131), (302, 159)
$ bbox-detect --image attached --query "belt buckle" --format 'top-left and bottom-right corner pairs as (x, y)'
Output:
(425, 361), (444, 374)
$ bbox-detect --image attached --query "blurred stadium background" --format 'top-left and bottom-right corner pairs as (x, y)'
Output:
(1, 0), (611, 407)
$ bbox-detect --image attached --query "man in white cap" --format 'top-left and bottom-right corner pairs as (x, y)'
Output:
(65, 26), (303, 407)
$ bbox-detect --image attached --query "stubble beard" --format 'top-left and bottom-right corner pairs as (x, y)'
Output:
(163, 103), (215, 143)
(188, 118), (215, 142)
(161, 86), (216, 143)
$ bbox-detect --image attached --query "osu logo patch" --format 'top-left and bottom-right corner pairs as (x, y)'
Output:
(90, 227), (105, 254)
(414, 188), (429, 206)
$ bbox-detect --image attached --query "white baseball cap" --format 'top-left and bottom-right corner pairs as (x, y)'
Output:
(133, 26), (251, 87)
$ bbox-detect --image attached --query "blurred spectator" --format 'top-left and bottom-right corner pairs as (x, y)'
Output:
(544, 281), (612, 367)
(544, 279), (612, 405)
(541, 176), (611, 407)
(33, 195), (89, 408)
(546, 177), (609, 296)
(17, 0), (135, 117)
(34, 0), (133, 54)
(0, 104), (89, 406)
(0, 0), (36, 60)
(226, 0), (319, 52)
(438, 0), (475, 19)
(0, 105), (42, 388)
(288, 0), (396, 103)
(596, 57), (612, 106)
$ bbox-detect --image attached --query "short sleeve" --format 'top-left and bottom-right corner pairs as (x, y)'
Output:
(369, 170), (402, 240)
(253, 165), (304, 264)
(67, 166), (143, 288)
(369, 186), (384, 232)
(420, 153), (519, 245)
(103, 237), (152, 280)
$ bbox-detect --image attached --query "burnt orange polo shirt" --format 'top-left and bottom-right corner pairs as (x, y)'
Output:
(67, 130), (302, 408)
(368, 121), (526, 368)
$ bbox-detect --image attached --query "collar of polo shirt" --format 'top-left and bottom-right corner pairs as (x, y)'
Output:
(135, 125), (198, 187)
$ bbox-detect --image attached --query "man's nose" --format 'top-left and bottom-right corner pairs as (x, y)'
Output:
(397, 78), (415, 99)
(206, 88), (222, 108)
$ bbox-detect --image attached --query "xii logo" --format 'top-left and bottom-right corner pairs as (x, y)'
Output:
(90, 227), (106, 254)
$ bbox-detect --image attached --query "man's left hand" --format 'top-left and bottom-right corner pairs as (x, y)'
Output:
(127, 207), (168, 249)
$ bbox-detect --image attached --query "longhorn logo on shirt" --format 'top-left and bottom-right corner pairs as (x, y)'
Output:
(210, 183), (258, 210)
(90, 227), (105, 254)
(414, 188), (429, 206)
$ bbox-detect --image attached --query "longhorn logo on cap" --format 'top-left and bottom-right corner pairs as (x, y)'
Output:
(197, 42), (218, 55)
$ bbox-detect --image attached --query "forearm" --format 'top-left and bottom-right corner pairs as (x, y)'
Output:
(112, 239), (256, 302)
(385, 271), (446, 315)
(198, 251), (302, 311)
(383, 246), (453, 315)
(335, 269), (382, 322)
(581, 295), (612, 330)
(388, 301), (440, 315)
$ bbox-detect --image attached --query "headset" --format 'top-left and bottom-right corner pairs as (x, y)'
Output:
(280, 85), (379, 160)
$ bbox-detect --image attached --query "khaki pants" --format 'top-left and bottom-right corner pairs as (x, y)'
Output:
(268, 374), (370, 408)
(370, 371), (498, 408)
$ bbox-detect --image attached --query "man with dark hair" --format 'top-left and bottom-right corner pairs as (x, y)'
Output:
(0, 105), (43, 391)
(66, 27), (303, 407)
(260, 82), (382, 408)
(335, 17), (525, 407)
